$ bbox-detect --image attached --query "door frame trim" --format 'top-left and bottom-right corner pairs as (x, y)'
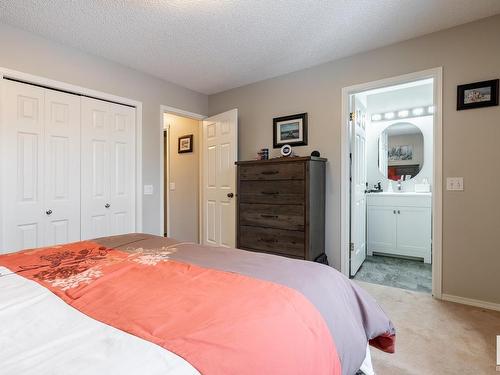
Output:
(159, 105), (205, 241)
(340, 67), (443, 298)
(0, 67), (143, 249)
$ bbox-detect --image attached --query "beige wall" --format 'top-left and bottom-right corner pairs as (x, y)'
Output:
(0, 22), (208, 236)
(164, 114), (200, 242)
(209, 15), (500, 304)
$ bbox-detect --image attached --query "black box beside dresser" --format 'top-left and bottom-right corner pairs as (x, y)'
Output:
(235, 156), (327, 263)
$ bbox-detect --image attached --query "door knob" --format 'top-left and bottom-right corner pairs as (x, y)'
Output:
(227, 193), (234, 198)
(105, 203), (110, 208)
(45, 209), (53, 215)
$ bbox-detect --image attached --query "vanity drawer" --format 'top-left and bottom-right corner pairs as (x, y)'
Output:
(239, 162), (305, 181)
(239, 225), (305, 257)
(239, 203), (304, 231)
(239, 180), (304, 204)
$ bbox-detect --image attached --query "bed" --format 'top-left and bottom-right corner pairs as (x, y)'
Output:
(0, 233), (395, 375)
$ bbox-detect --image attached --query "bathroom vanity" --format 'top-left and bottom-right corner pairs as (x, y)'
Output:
(367, 192), (432, 263)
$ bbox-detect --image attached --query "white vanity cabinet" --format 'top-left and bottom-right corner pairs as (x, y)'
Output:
(367, 193), (432, 263)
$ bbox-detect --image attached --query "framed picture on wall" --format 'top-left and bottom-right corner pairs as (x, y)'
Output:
(273, 113), (308, 148)
(457, 79), (499, 110)
(178, 134), (193, 153)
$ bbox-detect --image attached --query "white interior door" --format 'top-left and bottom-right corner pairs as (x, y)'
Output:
(81, 98), (136, 239)
(109, 102), (135, 236)
(202, 109), (238, 247)
(1, 80), (45, 252)
(81, 97), (110, 239)
(44, 89), (81, 245)
(350, 96), (367, 276)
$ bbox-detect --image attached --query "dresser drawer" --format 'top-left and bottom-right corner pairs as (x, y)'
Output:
(239, 203), (304, 231)
(239, 180), (304, 204)
(239, 162), (304, 181)
(239, 226), (305, 257)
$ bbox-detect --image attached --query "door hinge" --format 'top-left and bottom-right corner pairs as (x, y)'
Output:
(349, 112), (355, 121)
(350, 242), (354, 252)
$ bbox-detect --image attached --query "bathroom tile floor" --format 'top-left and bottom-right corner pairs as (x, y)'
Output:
(352, 255), (432, 293)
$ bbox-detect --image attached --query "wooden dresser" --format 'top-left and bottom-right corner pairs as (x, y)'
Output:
(235, 156), (327, 261)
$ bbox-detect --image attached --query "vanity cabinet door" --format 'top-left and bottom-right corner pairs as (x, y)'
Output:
(367, 206), (397, 255)
(396, 207), (432, 263)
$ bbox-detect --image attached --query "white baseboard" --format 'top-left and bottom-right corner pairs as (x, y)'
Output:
(441, 293), (500, 312)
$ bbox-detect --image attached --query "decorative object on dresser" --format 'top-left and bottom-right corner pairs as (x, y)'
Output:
(273, 113), (308, 148)
(236, 156), (327, 263)
(457, 79), (499, 110)
(280, 144), (293, 157)
(178, 134), (193, 153)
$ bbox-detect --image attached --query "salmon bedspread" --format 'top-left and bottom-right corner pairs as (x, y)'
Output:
(0, 234), (395, 375)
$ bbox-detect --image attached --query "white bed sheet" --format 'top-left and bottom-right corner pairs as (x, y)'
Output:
(0, 267), (199, 375)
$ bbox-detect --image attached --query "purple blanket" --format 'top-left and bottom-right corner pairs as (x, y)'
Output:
(94, 233), (395, 375)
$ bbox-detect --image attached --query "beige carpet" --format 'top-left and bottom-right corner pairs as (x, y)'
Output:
(356, 281), (500, 375)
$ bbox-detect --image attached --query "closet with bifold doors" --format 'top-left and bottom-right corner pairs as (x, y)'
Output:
(0, 79), (136, 254)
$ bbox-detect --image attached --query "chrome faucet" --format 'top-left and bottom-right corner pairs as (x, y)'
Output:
(397, 177), (403, 191)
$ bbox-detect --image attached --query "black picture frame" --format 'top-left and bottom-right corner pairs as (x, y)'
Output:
(178, 134), (193, 153)
(457, 79), (499, 110)
(273, 113), (308, 148)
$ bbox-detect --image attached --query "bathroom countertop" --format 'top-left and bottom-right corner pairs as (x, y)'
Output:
(366, 192), (432, 196)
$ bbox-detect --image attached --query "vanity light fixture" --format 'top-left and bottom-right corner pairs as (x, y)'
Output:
(371, 113), (382, 121)
(412, 107), (424, 116)
(427, 105), (435, 114)
(397, 110), (409, 118)
(384, 112), (395, 120)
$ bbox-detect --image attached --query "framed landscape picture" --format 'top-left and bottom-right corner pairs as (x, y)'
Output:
(178, 134), (193, 153)
(273, 113), (308, 148)
(457, 79), (499, 110)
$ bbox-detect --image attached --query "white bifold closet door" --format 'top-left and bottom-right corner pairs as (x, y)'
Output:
(80, 97), (136, 240)
(1, 80), (81, 252)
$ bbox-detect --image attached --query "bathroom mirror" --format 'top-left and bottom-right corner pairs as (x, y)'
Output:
(378, 122), (424, 181)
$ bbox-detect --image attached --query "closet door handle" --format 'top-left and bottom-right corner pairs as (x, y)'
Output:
(393, 210), (396, 214)
(45, 209), (53, 216)
(105, 203), (110, 209)
(397, 210), (401, 214)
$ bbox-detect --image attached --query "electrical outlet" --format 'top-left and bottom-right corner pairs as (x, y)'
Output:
(143, 185), (154, 195)
(446, 177), (464, 191)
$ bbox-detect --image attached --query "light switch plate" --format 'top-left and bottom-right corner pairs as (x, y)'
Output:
(169, 182), (176, 191)
(446, 177), (464, 191)
(143, 185), (154, 195)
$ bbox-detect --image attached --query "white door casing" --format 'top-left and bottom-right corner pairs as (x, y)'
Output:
(1, 80), (81, 252)
(81, 97), (136, 239)
(202, 109), (238, 248)
(350, 96), (367, 276)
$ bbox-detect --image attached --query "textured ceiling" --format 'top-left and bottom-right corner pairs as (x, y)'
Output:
(1, 1), (500, 94)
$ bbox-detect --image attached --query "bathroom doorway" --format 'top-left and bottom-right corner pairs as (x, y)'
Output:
(341, 69), (443, 296)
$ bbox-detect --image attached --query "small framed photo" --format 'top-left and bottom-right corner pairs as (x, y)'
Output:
(178, 134), (193, 153)
(273, 113), (308, 148)
(457, 79), (499, 110)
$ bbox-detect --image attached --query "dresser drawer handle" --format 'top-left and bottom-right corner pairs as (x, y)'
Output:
(260, 214), (279, 219)
(261, 191), (279, 195)
(259, 238), (278, 244)
(261, 170), (279, 175)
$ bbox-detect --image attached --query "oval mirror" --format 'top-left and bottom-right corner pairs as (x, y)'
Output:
(378, 122), (424, 181)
